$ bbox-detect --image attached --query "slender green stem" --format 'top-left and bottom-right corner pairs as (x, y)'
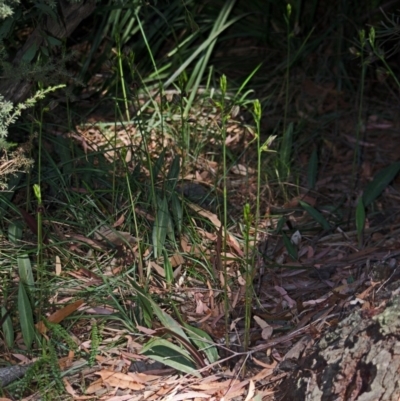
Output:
(115, 34), (131, 121)
(244, 100), (262, 352)
(219, 75), (230, 347)
(243, 204), (252, 352)
(125, 172), (145, 285)
(35, 105), (45, 347)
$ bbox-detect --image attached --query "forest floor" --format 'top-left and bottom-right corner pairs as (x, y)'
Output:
(3, 76), (400, 400)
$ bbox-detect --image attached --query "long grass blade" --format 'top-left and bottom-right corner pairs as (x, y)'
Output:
(299, 200), (330, 230)
(1, 306), (14, 347)
(362, 162), (400, 207)
(18, 282), (35, 349)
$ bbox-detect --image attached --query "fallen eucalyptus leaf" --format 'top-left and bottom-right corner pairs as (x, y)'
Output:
(94, 226), (136, 246)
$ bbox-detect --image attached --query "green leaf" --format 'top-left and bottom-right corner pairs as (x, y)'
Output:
(0, 174), (24, 219)
(0, 16), (13, 40)
(141, 337), (200, 377)
(282, 232), (297, 260)
(164, 3), (241, 90)
(18, 282), (35, 350)
(40, 45), (49, 57)
(135, 292), (153, 329)
(8, 222), (23, 244)
(34, 3), (58, 20)
(362, 162), (400, 207)
(18, 255), (35, 288)
(128, 281), (194, 347)
(307, 148), (318, 189)
(148, 298), (189, 342)
(46, 35), (62, 47)
(21, 42), (38, 63)
(183, 323), (219, 363)
(356, 198), (365, 246)
(152, 150), (165, 181)
(152, 196), (169, 259)
(170, 192), (182, 234)
(236, 64), (262, 99)
(275, 216), (286, 233)
(166, 208), (175, 242)
(50, 135), (73, 177)
(299, 200), (330, 230)
(167, 155), (181, 190)
(2, 306), (14, 347)
(163, 250), (174, 285)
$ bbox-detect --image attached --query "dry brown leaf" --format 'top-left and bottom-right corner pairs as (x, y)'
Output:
(96, 370), (145, 390)
(226, 235), (243, 256)
(252, 357), (277, 370)
(36, 299), (83, 334)
(274, 286), (296, 308)
(62, 378), (80, 398)
(137, 325), (157, 335)
(230, 317), (243, 331)
(83, 306), (115, 315)
(85, 379), (104, 394)
(244, 380), (255, 401)
(192, 379), (241, 391)
(219, 271), (225, 286)
(231, 164), (255, 175)
(170, 253), (184, 267)
(180, 236), (191, 252)
(253, 316), (273, 340)
(194, 294), (209, 314)
(188, 203), (221, 227)
(236, 272), (246, 286)
(150, 260), (165, 277)
(250, 367), (276, 383)
(12, 354), (31, 363)
(67, 234), (106, 251)
(356, 281), (379, 300)
(113, 214), (125, 227)
(94, 226), (136, 246)
(164, 391), (211, 400)
(222, 252), (238, 263)
(55, 255), (62, 276)
(58, 351), (74, 369)
(225, 132), (240, 144)
(106, 395), (141, 401)
(222, 380), (247, 400)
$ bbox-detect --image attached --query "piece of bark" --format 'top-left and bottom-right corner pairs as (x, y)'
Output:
(0, 0), (96, 104)
(277, 296), (400, 401)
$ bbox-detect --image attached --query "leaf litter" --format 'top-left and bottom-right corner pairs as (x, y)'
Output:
(4, 86), (400, 400)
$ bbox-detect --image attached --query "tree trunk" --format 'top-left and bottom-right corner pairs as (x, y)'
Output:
(277, 295), (400, 401)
